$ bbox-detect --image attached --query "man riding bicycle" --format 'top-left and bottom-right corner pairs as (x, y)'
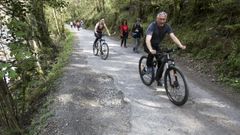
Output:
(145, 11), (186, 86)
(93, 19), (111, 46)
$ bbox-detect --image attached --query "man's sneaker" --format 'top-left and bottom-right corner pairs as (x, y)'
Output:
(143, 67), (152, 74)
(157, 80), (164, 87)
(142, 67), (147, 73)
(146, 67), (153, 74)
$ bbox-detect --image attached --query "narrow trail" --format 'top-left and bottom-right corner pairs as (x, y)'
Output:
(40, 26), (240, 135)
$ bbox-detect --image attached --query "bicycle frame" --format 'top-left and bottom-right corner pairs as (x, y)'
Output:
(94, 35), (109, 60)
(154, 51), (178, 86)
(99, 38), (106, 44)
(97, 35), (107, 48)
(98, 38), (106, 52)
(154, 53), (171, 73)
(139, 47), (188, 105)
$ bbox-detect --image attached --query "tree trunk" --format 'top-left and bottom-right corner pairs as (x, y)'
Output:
(0, 78), (22, 135)
(53, 9), (61, 36)
(31, 0), (58, 58)
(95, 0), (101, 12)
(138, 1), (147, 21)
(102, 0), (105, 13)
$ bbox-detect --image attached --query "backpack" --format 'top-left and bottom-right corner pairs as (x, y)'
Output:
(133, 24), (141, 32)
(132, 23), (142, 38)
(131, 31), (137, 38)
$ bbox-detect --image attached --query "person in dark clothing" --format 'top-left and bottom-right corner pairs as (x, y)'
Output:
(145, 11), (186, 86)
(76, 21), (81, 31)
(132, 18), (143, 53)
(93, 19), (111, 46)
(120, 19), (129, 48)
(73, 21), (76, 28)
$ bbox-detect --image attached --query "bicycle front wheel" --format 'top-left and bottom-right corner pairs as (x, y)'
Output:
(93, 41), (99, 56)
(138, 56), (155, 86)
(164, 66), (189, 106)
(100, 43), (109, 60)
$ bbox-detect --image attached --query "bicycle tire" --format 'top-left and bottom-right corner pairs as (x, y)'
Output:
(164, 66), (189, 106)
(93, 41), (99, 56)
(138, 56), (155, 86)
(100, 43), (109, 60)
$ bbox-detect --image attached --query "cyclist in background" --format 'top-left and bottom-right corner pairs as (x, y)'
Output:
(93, 19), (111, 46)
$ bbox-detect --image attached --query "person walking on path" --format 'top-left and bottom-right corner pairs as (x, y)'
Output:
(120, 19), (129, 48)
(70, 21), (73, 28)
(132, 18), (143, 53)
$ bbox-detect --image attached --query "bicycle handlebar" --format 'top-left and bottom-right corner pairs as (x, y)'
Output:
(156, 47), (181, 54)
(101, 33), (108, 36)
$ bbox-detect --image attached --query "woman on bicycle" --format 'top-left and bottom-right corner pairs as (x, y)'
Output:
(145, 11), (186, 86)
(93, 19), (111, 46)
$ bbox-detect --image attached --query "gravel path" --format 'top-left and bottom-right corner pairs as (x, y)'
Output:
(40, 27), (240, 135)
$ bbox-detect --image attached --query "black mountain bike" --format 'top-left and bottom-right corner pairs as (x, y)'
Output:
(93, 35), (109, 60)
(138, 48), (189, 106)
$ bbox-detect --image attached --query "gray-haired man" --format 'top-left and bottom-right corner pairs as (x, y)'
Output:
(145, 11), (186, 86)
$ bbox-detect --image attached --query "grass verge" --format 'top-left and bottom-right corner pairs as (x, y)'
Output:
(27, 30), (74, 135)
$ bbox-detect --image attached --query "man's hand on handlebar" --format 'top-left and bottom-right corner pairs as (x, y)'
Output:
(150, 49), (156, 54)
(180, 44), (186, 50)
(107, 32), (111, 36)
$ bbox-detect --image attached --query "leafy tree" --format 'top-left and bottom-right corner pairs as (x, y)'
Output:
(0, 0), (67, 134)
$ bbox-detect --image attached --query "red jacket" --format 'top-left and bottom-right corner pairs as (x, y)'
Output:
(120, 25), (129, 33)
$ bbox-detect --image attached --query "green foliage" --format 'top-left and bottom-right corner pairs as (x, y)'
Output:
(151, 0), (240, 88)
(0, 0), (71, 134)
(26, 30), (73, 135)
(48, 31), (73, 81)
(45, 0), (68, 8)
(224, 24), (240, 34)
(219, 74), (240, 89)
(0, 63), (11, 78)
(27, 98), (54, 135)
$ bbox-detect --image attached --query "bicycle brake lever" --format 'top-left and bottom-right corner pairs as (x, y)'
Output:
(173, 47), (181, 52)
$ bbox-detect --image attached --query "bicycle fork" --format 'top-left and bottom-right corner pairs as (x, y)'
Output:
(165, 55), (179, 88)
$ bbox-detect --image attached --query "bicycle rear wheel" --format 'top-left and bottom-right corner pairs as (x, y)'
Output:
(138, 56), (155, 86)
(93, 41), (99, 56)
(100, 43), (109, 60)
(164, 66), (188, 106)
